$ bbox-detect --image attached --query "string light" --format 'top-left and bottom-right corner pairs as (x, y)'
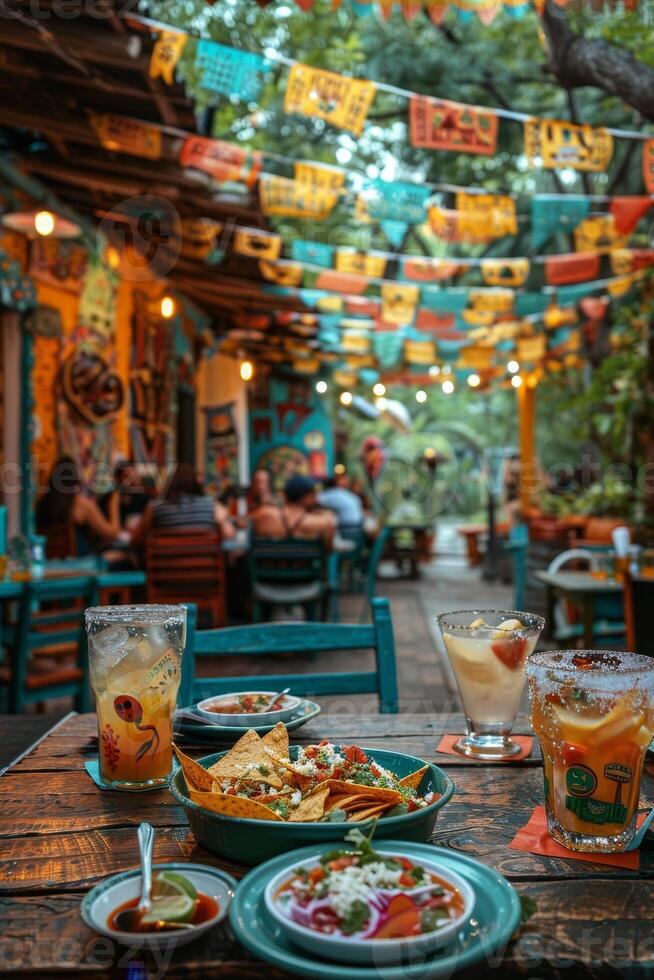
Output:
(105, 246), (121, 270)
(160, 295), (176, 319)
(441, 365), (453, 376)
(316, 380), (328, 394)
(415, 389), (427, 403)
(34, 210), (55, 237)
(467, 373), (481, 388)
(375, 396), (387, 411)
(507, 360), (520, 374)
(373, 382), (386, 397)
(442, 380), (455, 395)
(511, 374), (523, 388)
(240, 360), (254, 382)
(428, 365), (441, 377)
(340, 391), (352, 406)
(334, 463), (345, 475)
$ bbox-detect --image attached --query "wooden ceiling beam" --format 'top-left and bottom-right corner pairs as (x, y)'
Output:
(0, 18), (150, 73)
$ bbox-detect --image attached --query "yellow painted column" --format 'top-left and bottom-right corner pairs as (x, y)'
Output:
(518, 378), (537, 512)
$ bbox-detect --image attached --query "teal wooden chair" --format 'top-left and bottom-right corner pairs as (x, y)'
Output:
(179, 596), (399, 713)
(503, 522), (529, 610)
(248, 537), (331, 622)
(359, 525), (390, 622)
(2, 575), (98, 713)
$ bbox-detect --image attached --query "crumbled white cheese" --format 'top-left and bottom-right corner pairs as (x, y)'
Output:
(304, 863), (404, 921)
(291, 789), (302, 807)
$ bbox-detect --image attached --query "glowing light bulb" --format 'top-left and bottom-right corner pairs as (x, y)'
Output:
(340, 391), (352, 406)
(105, 246), (121, 270)
(375, 396), (387, 411)
(240, 360), (254, 382)
(467, 373), (481, 388)
(507, 360), (520, 374)
(316, 380), (328, 394)
(373, 382), (386, 397)
(511, 374), (523, 388)
(160, 295), (176, 319)
(34, 210), (55, 236)
(428, 365), (441, 377)
(415, 389), (427, 403)
(334, 463), (345, 475)
(442, 380), (454, 395)
(441, 365), (452, 376)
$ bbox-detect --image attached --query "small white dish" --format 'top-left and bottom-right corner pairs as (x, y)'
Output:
(263, 849), (475, 965)
(80, 862), (235, 949)
(196, 691), (301, 727)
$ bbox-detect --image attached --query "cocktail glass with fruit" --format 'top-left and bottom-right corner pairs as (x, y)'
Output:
(527, 650), (654, 853)
(436, 610), (545, 760)
(85, 605), (186, 790)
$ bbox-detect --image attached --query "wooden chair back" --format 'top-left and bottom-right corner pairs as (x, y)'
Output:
(249, 536), (327, 585)
(7, 575), (98, 713)
(145, 528), (226, 628)
(179, 596), (399, 713)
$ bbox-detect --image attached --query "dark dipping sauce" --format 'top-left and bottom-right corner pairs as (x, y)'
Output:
(108, 892), (219, 932)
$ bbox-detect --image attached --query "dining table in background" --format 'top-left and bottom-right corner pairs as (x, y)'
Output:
(0, 710), (653, 977)
(535, 568), (624, 649)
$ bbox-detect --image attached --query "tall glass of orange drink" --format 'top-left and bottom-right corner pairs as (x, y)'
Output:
(85, 605), (186, 790)
(527, 650), (654, 853)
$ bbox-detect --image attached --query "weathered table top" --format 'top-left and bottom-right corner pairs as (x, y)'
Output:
(1, 711), (653, 978)
(534, 569), (624, 594)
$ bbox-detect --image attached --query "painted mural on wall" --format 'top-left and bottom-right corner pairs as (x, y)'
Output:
(249, 375), (333, 489)
(129, 289), (176, 467)
(203, 402), (239, 497)
(30, 238), (87, 294)
(56, 254), (124, 481)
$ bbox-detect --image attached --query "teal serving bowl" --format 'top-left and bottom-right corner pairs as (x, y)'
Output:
(170, 746), (455, 866)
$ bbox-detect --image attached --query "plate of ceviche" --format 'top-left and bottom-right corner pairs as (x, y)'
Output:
(170, 723), (454, 863)
(230, 830), (521, 978)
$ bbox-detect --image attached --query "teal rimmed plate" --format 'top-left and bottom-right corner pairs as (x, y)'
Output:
(170, 746), (454, 865)
(229, 842), (521, 979)
(174, 699), (321, 744)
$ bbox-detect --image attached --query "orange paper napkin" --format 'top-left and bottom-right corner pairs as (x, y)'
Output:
(509, 805), (644, 870)
(436, 734), (533, 761)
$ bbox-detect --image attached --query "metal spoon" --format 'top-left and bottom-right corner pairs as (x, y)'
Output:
(114, 821), (154, 932)
(256, 687), (291, 712)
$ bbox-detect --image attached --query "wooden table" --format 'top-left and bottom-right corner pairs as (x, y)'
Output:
(535, 570), (624, 648)
(0, 711), (652, 978)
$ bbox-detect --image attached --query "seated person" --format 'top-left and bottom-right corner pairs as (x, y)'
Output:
(134, 463), (235, 542)
(318, 475), (364, 531)
(247, 467), (276, 510)
(251, 474), (336, 546)
(36, 457), (122, 557)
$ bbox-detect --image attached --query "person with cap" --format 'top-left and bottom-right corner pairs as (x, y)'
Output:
(251, 473), (336, 546)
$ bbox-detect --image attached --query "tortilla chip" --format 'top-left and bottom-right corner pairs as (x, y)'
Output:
(323, 780), (402, 804)
(207, 730), (283, 789)
(267, 754), (313, 789)
(348, 803), (391, 822)
(399, 765), (429, 791)
(261, 721), (289, 760)
(188, 788), (284, 821)
(173, 744), (216, 793)
(288, 785), (330, 822)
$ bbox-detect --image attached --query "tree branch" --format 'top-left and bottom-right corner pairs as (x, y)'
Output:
(607, 137), (639, 194)
(540, 0), (654, 121)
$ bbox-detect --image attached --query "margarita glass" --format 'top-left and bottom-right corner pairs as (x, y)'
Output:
(85, 605), (186, 790)
(527, 649), (654, 853)
(437, 609), (544, 760)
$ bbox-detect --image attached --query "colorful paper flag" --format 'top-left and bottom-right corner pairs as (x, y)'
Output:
(545, 252), (600, 285)
(456, 193), (517, 240)
(149, 30), (187, 85)
(517, 334), (546, 362)
(409, 96), (498, 156)
(195, 39), (270, 101)
(314, 270), (370, 294)
(179, 136), (261, 185)
(294, 161), (345, 193)
(468, 288), (514, 314)
(291, 240), (335, 268)
(380, 220), (409, 247)
(609, 197), (652, 235)
(260, 175), (340, 219)
(90, 113), (162, 160)
(643, 140), (654, 193)
(401, 257), (459, 282)
(531, 196), (590, 250)
(361, 179), (432, 224)
(233, 227), (281, 259)
(524, 118), (613, 172)
(574, 215), (628, 253)
(284, 64), (376, 136)
(381, 283), (420, 325)
(335, 250), (387, 278)
(404, 337), (436, 365)
(480, 258), (529, 287)
(259, 259), (304, 286)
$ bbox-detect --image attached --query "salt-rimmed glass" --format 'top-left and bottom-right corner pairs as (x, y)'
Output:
(526, 650), (654, 853)
(85, 605), (186, 790)
(436, 609), (544, 760)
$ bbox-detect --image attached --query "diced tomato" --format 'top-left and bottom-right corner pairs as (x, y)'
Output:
(491, 636), (528, 670)
(400, 858), (413, 870)
(316, 761), (327, 770)
(407, 798), (419, 813)
(332, 766), (343, 779)
(545, 692), (564, 705)
(227, 787), (237, 795)
(328, 856), (357, 871)
(344, 745), (368, 764)
(305, 746), (317, 758)
(308, 867), (325, 884)
(399, 872), (415, 888)
(319, 739), (330, 747)
(370, 763), (381, 777)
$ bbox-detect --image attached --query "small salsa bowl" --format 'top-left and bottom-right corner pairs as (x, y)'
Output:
(80, 862), (236, 949)
(196, 691), (302, 727)
(263, 848), (475, 965)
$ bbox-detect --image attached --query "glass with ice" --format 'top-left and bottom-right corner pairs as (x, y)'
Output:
(527, 650), (654, 853)
(85, 605), (186, 790)
(437, 609), (544, 760)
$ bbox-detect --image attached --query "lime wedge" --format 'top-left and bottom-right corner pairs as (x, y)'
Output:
(152, 870), (198, 902)
(141, 893), (197, 925)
